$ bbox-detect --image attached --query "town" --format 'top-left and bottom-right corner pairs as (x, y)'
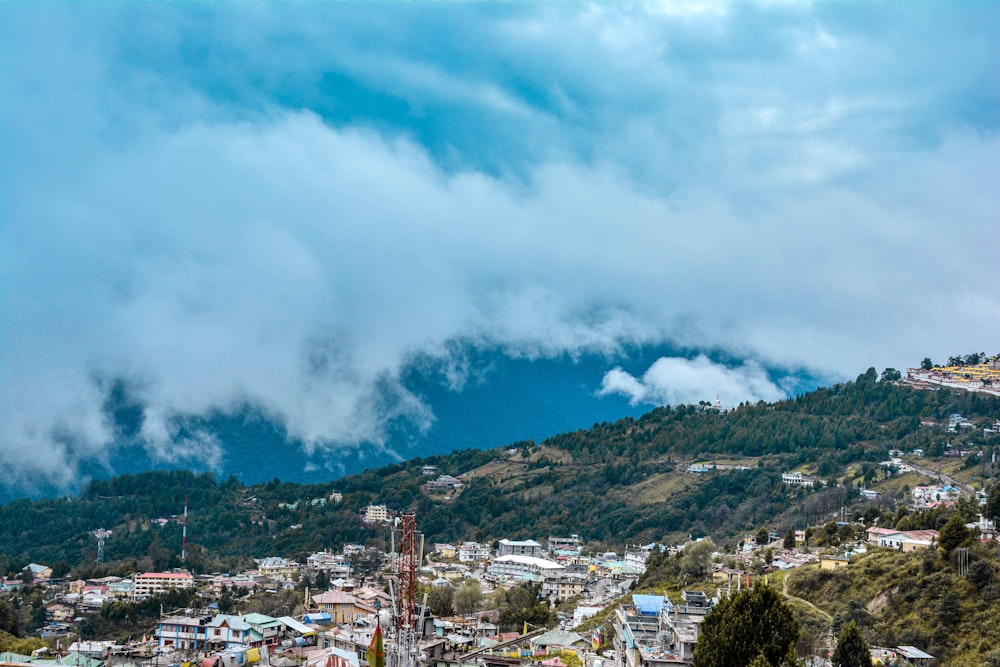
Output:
(3, 362), (1000, 667)
(3, 466), (997, 667)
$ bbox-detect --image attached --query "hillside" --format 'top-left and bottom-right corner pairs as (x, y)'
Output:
(1, 344), (822, 505)
(2, 368), (999, 575)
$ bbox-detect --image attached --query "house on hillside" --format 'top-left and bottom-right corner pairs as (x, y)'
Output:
(866, 527), (938, 551)
(310, 590), (376, 625)
(781, 472), (815, 488)
(24, 563), (53, 582)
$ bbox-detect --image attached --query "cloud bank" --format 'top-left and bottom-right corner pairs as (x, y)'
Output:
(599, 356), (788, 408)
(1, 2), (998, 490)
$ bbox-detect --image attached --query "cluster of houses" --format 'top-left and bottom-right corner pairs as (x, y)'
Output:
(901, 358), (1000, 397)
(608, 587), (936, 667)
(6, 449), (998, 667)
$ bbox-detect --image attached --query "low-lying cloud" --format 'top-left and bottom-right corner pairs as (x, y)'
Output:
(599, 356), (788, 408)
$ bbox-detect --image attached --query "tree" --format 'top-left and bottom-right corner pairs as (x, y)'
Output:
(831, 621), (869, 667)
(921, 357), (934, 370)
(496, 583), (553, 631)
(0, 597), (20, 637)
(426, 585), (454, 617)
(938, 514), (971, 553)
(756, 528), (769, 546)
(783, 529), (795, 550)
(454, 579), (483, 615)
(692, 585), (800, 667)
(880, 368), (901, 383)
(986, 484), (1000, 523)
(681, 539), (715, 578)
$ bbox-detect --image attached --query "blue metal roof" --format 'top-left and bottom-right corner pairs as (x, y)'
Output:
(631, 594), (664, 616)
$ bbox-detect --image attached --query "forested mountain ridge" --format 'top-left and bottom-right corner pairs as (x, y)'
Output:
(2, 368), (999, 576)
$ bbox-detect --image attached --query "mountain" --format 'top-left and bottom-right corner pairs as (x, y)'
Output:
(3, 371), (998, 571)
(4, 343), (823, 504)
(4, 373), (999, 665)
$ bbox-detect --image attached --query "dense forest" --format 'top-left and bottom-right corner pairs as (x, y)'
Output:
(2, 368), (999, 577)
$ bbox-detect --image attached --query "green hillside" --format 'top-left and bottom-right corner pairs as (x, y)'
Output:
(2, 369), (999, 574)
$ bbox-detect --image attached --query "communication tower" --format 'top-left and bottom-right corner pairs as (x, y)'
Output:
(93, 529), (113, 563)
(389, 512), (423, 667)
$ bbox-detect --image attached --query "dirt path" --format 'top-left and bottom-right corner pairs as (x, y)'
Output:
(783, 574), (833, 622)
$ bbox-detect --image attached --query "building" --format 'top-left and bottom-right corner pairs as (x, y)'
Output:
(24, 563), (53, 582)
(623, 549), (648, 575)
(257, 557), (301, 580)
(488, 554), (564, 580)
(243, 613), (283, 648)
(547, 535), (583, 553)
(134, 572), (195, 599)
(157, 615), (211, 652)
(866, 527), (939, 551)
(310, 590), (376, 625)
(819, 555), (850, 571)
(424, 475), (464, 494)
(541, 574), (587, 602)
(458, 542), (491, 562)
(661, 591), (712, 661)
(612, 595), (687, 667)
(433, 544), (458, 559)
(206, 614), (257, 650)
(497, 539), (544, 558)
(363, 505), (389, 523)
(781, 472), (815, 488)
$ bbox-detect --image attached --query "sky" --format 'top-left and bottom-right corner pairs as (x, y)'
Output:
(1, 1), (998, 492)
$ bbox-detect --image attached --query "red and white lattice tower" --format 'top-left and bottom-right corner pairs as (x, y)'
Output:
(395, 512), (419, 633)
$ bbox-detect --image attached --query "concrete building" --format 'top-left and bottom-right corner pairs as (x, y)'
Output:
(497, 539), (544, 558)
(134, 572), (195, 599)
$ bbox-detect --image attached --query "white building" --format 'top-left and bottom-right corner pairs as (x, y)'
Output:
(458, 542), (491, 562)
(488, 554), (564, 579)
(497, 538), (544, 558)
(363, 505), (389, 523)
(133, 572), (195, 599)
(781, 472), (815, 488)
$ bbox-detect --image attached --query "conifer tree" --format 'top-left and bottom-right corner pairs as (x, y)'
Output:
(692, 584), (799, 667)
(831, 621), (869, 667)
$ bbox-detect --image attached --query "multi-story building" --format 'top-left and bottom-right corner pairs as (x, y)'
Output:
(487, 554), (564, 580)
(781, 472), (815, 488)
(541, 574), (587, 602)
(497, 538), (544, 558)
(205, 615), (254, 650)
(243, 613), (283, 647)
(157, 615), (211, 652)
(611, 594), (698, 667)
(257, 557), (301, 580)
(310, 590), (376, 625)
(363, 505), (389, 523)
(134, 572), (195, 599)
(458, 542), (490, 562)
(547, 535), (583, 553)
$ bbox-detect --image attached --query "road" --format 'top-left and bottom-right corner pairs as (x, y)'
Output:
(903, 459), (974, 495)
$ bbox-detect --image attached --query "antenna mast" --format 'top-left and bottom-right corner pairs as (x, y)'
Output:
(181, 495), (188, 563)
(391, 512), (423, 667)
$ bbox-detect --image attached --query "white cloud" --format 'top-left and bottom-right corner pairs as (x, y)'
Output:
(1, 2), (998, 490)
(599, 356), (787, 408)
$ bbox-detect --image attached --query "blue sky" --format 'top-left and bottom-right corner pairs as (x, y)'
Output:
(1, 1), (998, 489)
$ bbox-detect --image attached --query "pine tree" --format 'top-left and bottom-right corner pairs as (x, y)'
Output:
(692, 584), (799, 667)
(831, 621), (869, 667)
